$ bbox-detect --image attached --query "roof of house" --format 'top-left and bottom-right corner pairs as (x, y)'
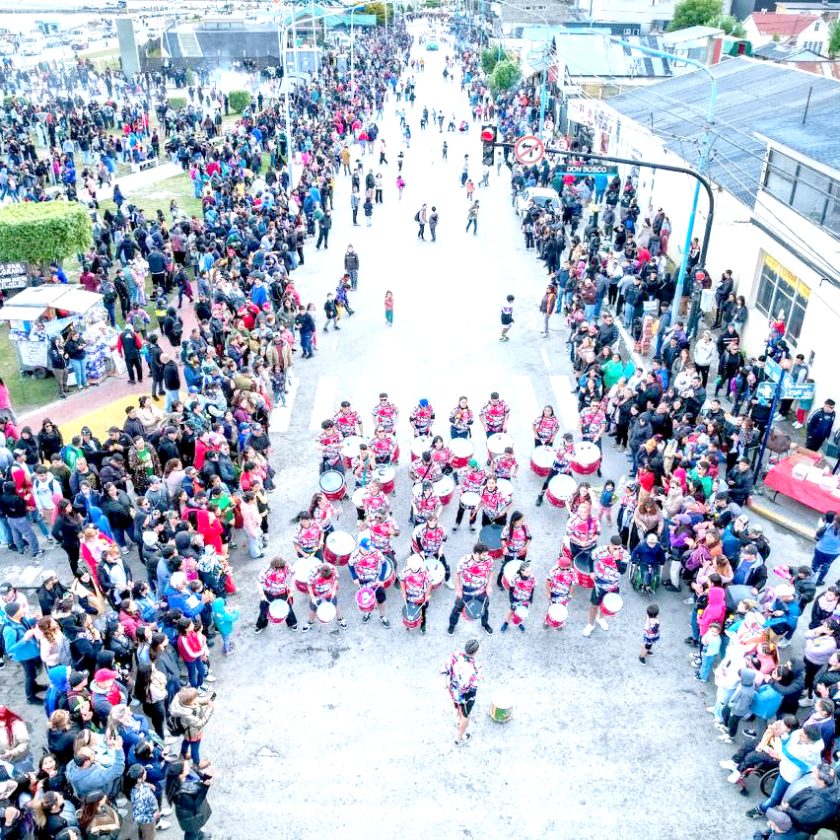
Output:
(661, 25), (724, 45)
(549, 31), (683, 79)
(753, 42), (826, 59)
(746, 12), (819, 36)
(605, 57), (840, 206)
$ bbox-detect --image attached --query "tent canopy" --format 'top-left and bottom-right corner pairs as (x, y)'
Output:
(0, 285), (102, 320)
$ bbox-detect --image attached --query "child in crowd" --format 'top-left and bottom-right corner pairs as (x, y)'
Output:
(640, 603), (660, 664)
(211, 597), (240, 656)
(597, 479), (617, 525)
(500, 294), (514, 342)
(694, 622), (722, 682)
(384, 290), (394, 327)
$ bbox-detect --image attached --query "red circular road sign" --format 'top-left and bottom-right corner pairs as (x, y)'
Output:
(514, 135), (545, 165)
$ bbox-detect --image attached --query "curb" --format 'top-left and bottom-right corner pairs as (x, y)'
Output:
(747, 497), (815, 540)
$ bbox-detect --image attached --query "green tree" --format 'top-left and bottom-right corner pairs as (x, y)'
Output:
(481, 47), (500, 75)
(228, 90), (251, 113)
(489, 58), (521, 94)
(0, 202), (91, 266)
(363, 1), (393, 23)
(829, 20), (840, 58)
(423, 0), (441, 7)
(668, 0), (722, 31)
(709, 14), (745, 36)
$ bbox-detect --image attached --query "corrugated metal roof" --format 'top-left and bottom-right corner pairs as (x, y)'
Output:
(551, 31), (678, 79)
(606, 57), (840, 205)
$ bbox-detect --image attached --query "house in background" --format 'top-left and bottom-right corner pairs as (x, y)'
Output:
(742, 12), (829, 54)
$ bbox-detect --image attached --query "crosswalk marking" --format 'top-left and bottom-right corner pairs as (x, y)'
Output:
(540, 348), (552, 372)
(308, 375), (338, 431)
(549, 375), (580, 434)
(268, 376), (300, 435)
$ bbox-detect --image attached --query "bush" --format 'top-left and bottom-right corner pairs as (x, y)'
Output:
(0, 202), (92, 265)
(481, 48), (500, 75)
(228, 90), (251, 114)
(167, 97), (187, 111)
(490, 59), (521, 94)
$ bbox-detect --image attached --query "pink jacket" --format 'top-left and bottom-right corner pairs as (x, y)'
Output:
(699, 586), (727, 636)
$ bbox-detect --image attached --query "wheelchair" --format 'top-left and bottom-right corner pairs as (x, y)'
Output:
(736, 764), (779, 798)
(628, 559), (661, 594)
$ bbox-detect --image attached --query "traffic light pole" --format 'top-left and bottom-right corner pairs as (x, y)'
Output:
(498, 143), (715, 271)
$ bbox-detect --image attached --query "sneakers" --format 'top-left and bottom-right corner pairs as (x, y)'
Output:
(705, 706), (716, 713)
(338, 618), (348, 629)
(0, 657), (5, 670)
(745, 808), (763, 820)
(582, 624), (595, 637)
(455, 732), (472, 746)
(799, 697), (815, 707)
(157, 819), (172, 830)
(362, 613), (371, 624)
(777, 637), (792, 648)
(727, 770), (742, 784)
(719, 760), (738, 771)
(204, 674), (217, 683)
(301, 623), (312, 633)
(717, 734), (733, 743)
(452, 526), (459, 533)
(500, 622), (509, 633)
(447, 626), (455, 636)
(535, 495), (543, 507)
(420, 625), (426, 634)
(288, 624), (299, 632)
(254, 626), (264, 635)
(469, 525), (477, 533)
(380, 616), (391, 628)
(33, 549), (46, 559)
(483, 625), (493, 636)
(595, 617), (608, 632)
(518, 623), (526, 633)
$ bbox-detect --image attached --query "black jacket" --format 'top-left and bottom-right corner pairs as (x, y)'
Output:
(163, 361), (181, 390)
(172, 777), (212, 835)
(785, 779), (840, 833)
(0, 491), (28, 518)
(147, 342), (164, 375)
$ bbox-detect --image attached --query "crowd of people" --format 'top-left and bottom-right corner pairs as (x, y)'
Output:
(1, 14), (839, 840)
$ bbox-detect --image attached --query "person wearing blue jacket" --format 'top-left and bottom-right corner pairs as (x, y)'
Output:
(2, 602), (44, 704)
(66, 740), (126, 801)
(210, 598), (239, 656)
(813, 512), (840, 586)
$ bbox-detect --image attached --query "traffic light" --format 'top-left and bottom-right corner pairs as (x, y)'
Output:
(481, 125), (496, 166)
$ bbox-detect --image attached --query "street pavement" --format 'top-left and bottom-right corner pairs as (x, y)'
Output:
(0, 24), (814, 840)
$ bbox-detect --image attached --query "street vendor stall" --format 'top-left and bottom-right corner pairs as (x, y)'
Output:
(0, 285), (106, 381)
(763, 448), (840, 514)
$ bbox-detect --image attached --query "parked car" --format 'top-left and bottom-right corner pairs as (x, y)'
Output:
(426, 40), (439, 51)
(515, 186), (561, 218)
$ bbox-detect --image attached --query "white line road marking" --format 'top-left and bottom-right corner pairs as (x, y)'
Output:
(308, 375), (338, 431)
(511, 374), (540, 442)
(550, 375), (580, 433)
(269, 376), (300, 435)
(540, 349), (552, 372)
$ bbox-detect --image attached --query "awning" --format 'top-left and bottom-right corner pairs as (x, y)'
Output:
(0, 305), (49, 322)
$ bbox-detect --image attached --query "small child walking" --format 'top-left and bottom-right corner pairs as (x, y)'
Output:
(211, 596), (241, 656)
(693, 622), (722, 681)
(500, 294), (514, 342)
(639, 603), (660, 664)
(597, 479), (617, 524)
(384, 290), (394, 327)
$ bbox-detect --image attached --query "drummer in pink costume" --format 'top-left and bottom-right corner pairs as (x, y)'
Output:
(447, 543), (494, 636)
(292, 511), (324, 559)
(411, 481), (442, 526)
(410, 450), (442, 485)
(583, 535), (630, 637)
(369, 426), (398, 466)
(532, 405), (559, 448)
(255, 556), (298, 633)
(499, 511), (531, 589)
(353, 442), (378, 487)
(545, 554), (575, 627)
(348, 537), (391, 627)
(359, 478), (390, 523)
(566, 501), (601, 559)
(303, 562), (347, 632)
(409, 398), (435, 437)
(333, 400), (363, 439)
(309, 492), (338, 538)
(430, 435), (455, 476)
(372, 392), (399, 433)
(317, 419), (344, 475)
(478, 476), (511, 529)
(453, 458), (488, 532)
(491, 446), (518, 480)
(579, 401), (607, 477)
(412, 513), (453, 588)
(500, 561), (536, 633)
(449, 396), (474, 439)
(535, 432), (575, 507)
(368, 509), (400, 561)
(399, 554), (433, 634)
(479, 391), (509, 435)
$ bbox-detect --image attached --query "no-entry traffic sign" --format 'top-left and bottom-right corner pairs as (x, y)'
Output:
(514, 135), (545, 166)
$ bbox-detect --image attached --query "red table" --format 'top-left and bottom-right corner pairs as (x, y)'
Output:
(763, 458), (840, 514)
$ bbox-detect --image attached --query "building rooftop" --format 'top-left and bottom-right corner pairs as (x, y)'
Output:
(549, 31), (683, 79)
(753, 42), (825, 59)
(661, 25), (724, 45)
(746, 11), (819, 36)
(605, 57), (840, 205)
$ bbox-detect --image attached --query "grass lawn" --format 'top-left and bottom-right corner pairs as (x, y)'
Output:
(0, 336), (59, 414)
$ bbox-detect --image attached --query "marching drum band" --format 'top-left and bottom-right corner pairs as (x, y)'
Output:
(256, 390), (627, 636)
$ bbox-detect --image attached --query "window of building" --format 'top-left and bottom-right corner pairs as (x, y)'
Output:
(764, 148), (840, 238)
(755, 253), (810, 344)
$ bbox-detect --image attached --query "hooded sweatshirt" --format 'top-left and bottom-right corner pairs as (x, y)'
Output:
(699, 586), (727, 636)
(728, 667), (760, 718)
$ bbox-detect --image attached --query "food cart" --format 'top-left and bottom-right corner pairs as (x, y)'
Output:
(0, 285), (105, 379)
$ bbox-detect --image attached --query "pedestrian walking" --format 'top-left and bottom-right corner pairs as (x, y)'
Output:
(442, 141), (448, 160)
(539, 285), (556, 337)
(500, 295), (514, 342)
(429, 206), (439, 242)
(442, 639), (481, 745)
(396, 174), (406, 199)
(466, 201), (479, 236)
(363, 195), (373, 226)
(324, 293), (339, 331)
(344, 245), (359, 290)
(351, 189), (360, 225)
(639, 603), (660, 664)
(384, 291), (394, 327)
(415, 203), (427, 239)
(466, 179), (475, 201)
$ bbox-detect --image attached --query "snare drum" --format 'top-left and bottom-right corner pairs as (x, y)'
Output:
(600, 592), (623, 617)
(545, 474), (576, 508)
(341, 435), (365, 469)
(352, 487), (366, 510)
(496, 478), (514, 499)
(459, 490), (480, 509)
(376, 466), (396, 495)
(316, 600), (336, 623)
(319, 469), (347, 502)
(487, 432), (514, 462)
(324, 530), (356, 566)
(545, 602), (568, 629)
(462, 597), (485, 621)
(501, 559), (521, 590)
(449, 438), (473, 469)
(489, 691), (514, 724)
(530, 445), (555, 477)
(392, 443), (401, 465)
(355, 586), (377, 613)
(570, 441), (601, 475)
(379, 557), (397, 588)
(511, 603), (529, 626)
(479, 524), (503, 560)
(434, 475), (456, 505)
(426, 559), (445, 590)
(573, 550), (595, 589)
(402, 602), (423, 629)
(267, 599), (290, 625)
(411, 436), (432, 462)
(293, 557), (319, 594)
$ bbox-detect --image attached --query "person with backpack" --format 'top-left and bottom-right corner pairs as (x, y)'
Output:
(812, 512), (840, 586)
(99, 276), (118, 328)
(2, 600), (44, 704)
(160, 307), (183, 348)
(415, 203), (427, 240)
